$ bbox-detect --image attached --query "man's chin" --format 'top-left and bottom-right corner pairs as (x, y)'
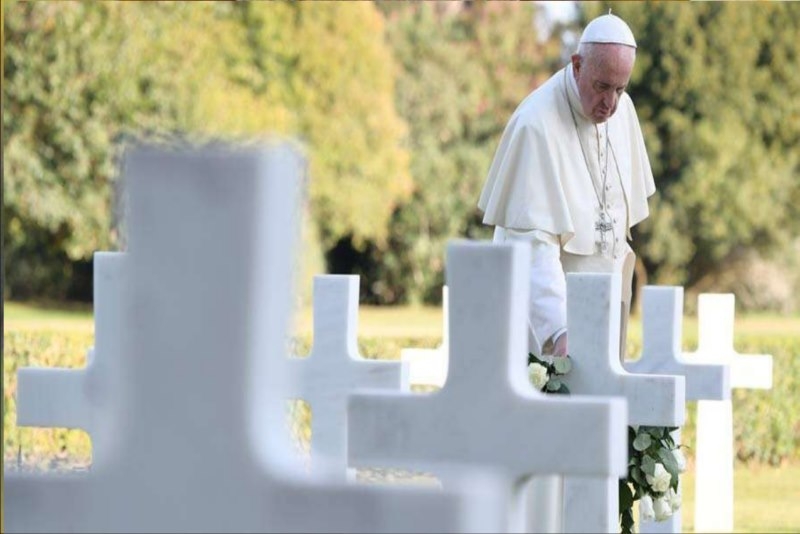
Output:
(592, 113), (612, 124)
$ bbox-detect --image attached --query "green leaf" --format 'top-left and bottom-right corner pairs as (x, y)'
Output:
(630, 466), (647, 487)
(633, 433), (652, 452)
(641, 455), (656, 476)
(619, 478), (634, 510)
(621, 508), (635, 530)
(556, 384), (570, 395)
(528, 352), (546, 366)
(553, 356), (572, 375)
(546, 378), (561, 392)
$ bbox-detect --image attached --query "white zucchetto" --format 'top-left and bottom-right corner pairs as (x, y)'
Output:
(579, 13), (637, 49)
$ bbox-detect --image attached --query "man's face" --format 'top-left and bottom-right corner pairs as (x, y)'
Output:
(572, 44), (635, 124)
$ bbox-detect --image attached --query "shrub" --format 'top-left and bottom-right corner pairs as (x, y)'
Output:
(3, 329), (797, 468)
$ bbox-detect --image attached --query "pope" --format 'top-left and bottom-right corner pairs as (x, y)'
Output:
(478, 12), (656, 360)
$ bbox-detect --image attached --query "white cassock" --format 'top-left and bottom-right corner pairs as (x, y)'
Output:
(478, 62), (656, 358)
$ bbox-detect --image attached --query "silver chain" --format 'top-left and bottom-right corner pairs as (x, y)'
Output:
(563, 67), (620, 255)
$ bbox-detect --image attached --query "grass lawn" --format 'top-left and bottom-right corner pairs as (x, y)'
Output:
(5, 300), (800, 532)
(9, 299), (797, 342)
(680, 463), (800, 533)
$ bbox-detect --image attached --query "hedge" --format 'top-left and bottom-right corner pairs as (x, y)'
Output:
(4, 329), (798, 469)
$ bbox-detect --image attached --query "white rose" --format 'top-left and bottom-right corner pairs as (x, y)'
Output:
(646, 463), (672, 493)
(639, 494), (655, 522)
(667, 487), (681, 512)
(528, 362), (549, 390)
(672, 448), (687, 472)
(653, 496), (672, 521)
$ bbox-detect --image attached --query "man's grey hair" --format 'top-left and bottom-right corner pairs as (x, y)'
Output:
(575, 42), (636, 62)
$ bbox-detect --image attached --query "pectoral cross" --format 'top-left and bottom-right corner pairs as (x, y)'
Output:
(595, 212), (614, 255)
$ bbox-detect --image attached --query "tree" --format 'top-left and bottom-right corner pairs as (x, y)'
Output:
(341, 1), (563, 304)
(2, 1), (184, 299)
(3, 1), (411, 302)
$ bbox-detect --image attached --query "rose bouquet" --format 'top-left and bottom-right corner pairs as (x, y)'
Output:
(619, 425), (686, 533)
(527, 352), (686, 534)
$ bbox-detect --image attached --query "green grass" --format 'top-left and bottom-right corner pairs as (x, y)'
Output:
(7, 299), (799, 341)
(4, 301), (94, 333)
(680, 463), (800, 533)
(4, 300), (800, 532)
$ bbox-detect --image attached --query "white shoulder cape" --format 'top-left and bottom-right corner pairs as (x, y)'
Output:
(478, 66), (656, 255)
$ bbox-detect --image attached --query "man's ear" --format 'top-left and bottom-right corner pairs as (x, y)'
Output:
(570, 53), (582, 76)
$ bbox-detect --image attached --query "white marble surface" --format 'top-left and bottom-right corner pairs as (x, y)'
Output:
(17, 252), (125, 466)
(685, 293), (774, 533)
(286, 274), (409, 479)
(349, 241), (629, 532)
(625, 286), (730, 400)
(625, 287), (731, 534)
(400, 286), (449, 388)
(560, 274), (685, 534)
(4, 142), (508, 533)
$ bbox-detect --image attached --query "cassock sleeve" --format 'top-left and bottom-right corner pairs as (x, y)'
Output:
(497, 227), (567, 357)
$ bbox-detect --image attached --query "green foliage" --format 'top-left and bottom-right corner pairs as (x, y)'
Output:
(3, 1), (409, 302)
(582, 3), (800, 302)
(730, 335), (800, 465)
(340, 2), (563, 304)
(2, 1), (179, 299)
(4, 326), (799, 469)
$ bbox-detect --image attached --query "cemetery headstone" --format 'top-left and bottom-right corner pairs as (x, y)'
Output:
(400, 286), (449, 388)
(286, 274), (409, 479)
(4, 142), (507, 533)
(624, 286), (730, 533)
(348, 240), (629, 533)
(17, 252), (125, 467)
(684, 293), (773, 533)
(558, 274), (686, 534)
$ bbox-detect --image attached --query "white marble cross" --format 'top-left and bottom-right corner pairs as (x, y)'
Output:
(3, 142), (508, 533)
(624, 286), (731, 533)
(400, 286), (449, 388)
(286, 274), (409, 479)
(16, 251), (125, 466)
(684, 293), (773, 533)
(559, 274), (686, 534)
(348, 240), (629, 533)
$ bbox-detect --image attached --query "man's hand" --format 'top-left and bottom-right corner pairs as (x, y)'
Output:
(553, 332), (568, 357)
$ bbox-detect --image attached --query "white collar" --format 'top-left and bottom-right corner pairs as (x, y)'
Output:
(565, 63), (592, 122)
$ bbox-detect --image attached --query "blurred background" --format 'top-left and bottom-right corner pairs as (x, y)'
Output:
(3, 3), (799, 530)
(3, 0), (799, 312)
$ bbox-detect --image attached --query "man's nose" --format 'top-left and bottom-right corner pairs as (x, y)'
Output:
(605, 92), (617, 110)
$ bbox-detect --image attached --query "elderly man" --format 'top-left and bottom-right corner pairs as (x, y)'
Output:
(478, 13), (655, 360)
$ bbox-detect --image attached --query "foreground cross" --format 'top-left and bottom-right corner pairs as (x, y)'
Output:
(685, 293), (773, 533)
(286, 274), (409, 479)
(557, 274), (686, 533)
(4, 142), (507, 532)
(349, 240), (629, 533)
(400, 286), (449, 388)
(16, 252), (125, 466)
(624, 286), (731, 533)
